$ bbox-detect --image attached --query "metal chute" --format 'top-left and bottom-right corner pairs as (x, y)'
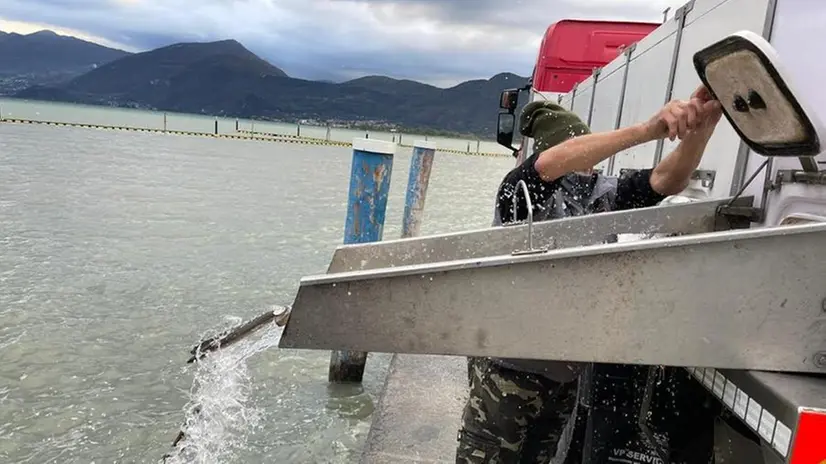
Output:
(280, 195), (825, 374)
(280, 215), (826, 373)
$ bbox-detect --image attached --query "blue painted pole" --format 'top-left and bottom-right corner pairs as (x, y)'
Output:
(328, 138), (395, 383)
(401, 141), (436, 238)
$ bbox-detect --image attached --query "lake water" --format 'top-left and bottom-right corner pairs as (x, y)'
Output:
(0, 121), (513, 463)
(0, 98), (511, 156)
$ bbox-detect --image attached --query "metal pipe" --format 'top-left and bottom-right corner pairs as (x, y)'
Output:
(727, 159), (769, 207)
(513, 179), (535, 251)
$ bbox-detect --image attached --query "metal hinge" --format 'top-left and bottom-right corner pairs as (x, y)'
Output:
(716, 205), (764, 225)
(770, 169), (826, 191)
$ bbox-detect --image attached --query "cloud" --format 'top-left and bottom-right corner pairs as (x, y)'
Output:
(0, 0), (689, 86)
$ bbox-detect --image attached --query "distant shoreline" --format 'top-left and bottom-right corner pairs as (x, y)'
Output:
(0, 98), (512, 158)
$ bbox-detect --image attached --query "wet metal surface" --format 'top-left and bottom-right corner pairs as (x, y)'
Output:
(361, 355), (467, 464)
(325, 196), (753, 273)
(282, 222), (826, 373)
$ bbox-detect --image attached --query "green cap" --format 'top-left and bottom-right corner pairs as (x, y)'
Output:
(518, 101), (591, 153)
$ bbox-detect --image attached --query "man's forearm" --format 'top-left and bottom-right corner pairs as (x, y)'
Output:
(650, 128), (715, 196)
(533, 123), (654, 182)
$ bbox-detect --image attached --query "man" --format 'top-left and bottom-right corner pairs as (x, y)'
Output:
(456, 84), (723, 464)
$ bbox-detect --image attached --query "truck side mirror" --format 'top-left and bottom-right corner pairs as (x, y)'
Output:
(497, 112), (516, 150)
(499, 89), (520, 112)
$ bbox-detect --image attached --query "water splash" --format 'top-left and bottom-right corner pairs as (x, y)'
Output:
(162, 308), (285, 464)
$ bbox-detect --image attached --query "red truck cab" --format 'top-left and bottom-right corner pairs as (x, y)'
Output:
(533, 20), (660, 93)
(497, 20), (659, 155)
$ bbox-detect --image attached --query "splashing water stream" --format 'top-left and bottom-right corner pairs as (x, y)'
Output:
(162, 309), (286, 464)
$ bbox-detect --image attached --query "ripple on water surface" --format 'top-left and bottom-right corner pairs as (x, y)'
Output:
(0, 123), (512, 462)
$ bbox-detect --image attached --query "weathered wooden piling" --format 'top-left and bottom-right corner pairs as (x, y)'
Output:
(328, 138), (395, 383)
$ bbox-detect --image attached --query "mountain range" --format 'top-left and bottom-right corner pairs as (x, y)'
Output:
(0, 30), (529, 138)
(0, 30), (130, 90)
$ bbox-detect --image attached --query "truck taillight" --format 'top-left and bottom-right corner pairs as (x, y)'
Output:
(789, 408), (826, 464)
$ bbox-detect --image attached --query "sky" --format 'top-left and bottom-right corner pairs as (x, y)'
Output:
(1, 0), (691, 87)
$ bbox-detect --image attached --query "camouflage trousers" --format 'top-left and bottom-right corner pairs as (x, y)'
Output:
(456, 357), (579, 464)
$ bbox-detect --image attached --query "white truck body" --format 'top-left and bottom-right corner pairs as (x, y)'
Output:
(553, 0), (824, 202)
(515, 0), (826, 461)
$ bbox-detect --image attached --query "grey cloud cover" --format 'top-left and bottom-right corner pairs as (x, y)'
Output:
(0, 0), (688, 86)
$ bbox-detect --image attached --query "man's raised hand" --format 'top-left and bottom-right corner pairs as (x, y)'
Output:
(646, 85), (723, 141)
